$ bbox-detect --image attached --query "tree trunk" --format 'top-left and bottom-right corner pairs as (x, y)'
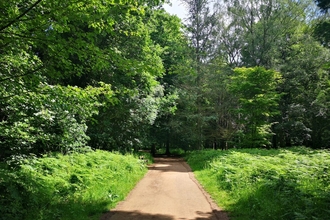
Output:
(151, 143), (156, 156)
(165, 131), (170, 156)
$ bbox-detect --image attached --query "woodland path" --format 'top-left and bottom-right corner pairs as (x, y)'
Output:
(101, 157), (229, 220)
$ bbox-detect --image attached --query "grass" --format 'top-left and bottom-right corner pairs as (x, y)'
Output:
(0, 150), (150, 220)
(185, 147), (330, 220)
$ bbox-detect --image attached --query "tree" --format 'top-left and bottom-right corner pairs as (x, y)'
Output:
(179, 0), (218, 149)
(216, 0), (310, 68)
(0, 0), (166, 160)
(214, 0), (330, 149)
(314, 0), (330, 12)
(202, 59), (238, 149)
(74, 5), (170, 152)
(229, 67), (282, 148)
(274, 28), (330, 148)
(313, 0), (330, 48)
(313, 19), (330, 48)
(147, 9), (188, 155)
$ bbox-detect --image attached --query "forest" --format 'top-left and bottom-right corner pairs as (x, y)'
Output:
(1, 0), (330, 219)
(0, 0), (330, 161)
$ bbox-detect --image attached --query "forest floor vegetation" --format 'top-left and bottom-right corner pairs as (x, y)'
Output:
(185, 147), (330, 220)
(0, 150), (151, 220)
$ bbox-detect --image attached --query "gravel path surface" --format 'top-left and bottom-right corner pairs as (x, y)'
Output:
(101, 157), (229, 220)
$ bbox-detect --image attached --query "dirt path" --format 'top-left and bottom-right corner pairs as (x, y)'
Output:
(101, 157), (229, 220)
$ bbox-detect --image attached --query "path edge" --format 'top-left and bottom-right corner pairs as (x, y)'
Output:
(181, 160), (230, 220)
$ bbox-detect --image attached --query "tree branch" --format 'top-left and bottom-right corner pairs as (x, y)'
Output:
(0, 65), (45, 83)
(0, 0), (43, 32)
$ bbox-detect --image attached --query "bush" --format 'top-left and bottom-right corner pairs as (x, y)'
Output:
(185, 147), (330, 220)
(0, 150), (147, 220)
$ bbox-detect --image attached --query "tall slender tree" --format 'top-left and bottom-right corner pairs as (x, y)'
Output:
(180, 0), (218, 149)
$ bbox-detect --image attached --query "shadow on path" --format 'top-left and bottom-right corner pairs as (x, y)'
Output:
(101, 210), (227, 220)
(100, 210), (173, 220)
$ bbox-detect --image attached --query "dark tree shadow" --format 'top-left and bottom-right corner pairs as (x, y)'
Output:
(100, 210), (228, 220)
(100, 210), (174, 220)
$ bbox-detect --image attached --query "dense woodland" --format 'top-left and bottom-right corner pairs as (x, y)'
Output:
(1, 0), (330, 162)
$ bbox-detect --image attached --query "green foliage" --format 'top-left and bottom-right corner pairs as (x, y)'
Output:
(0, 150), (147, 220)
(274, 28), (330, 148)
(229, 67), (282, 147)
(0, 0), (176, 159)
(0, 83), (112, 161)
(186, 147), (330, 220)
(210, 0), (330, 149)
(219, 0), (309, 68)
(313, 19), (330, 48)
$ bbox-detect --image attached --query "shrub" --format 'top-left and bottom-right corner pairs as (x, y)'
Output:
(0, 150), (147, 220)
(186, 147), (330, 220)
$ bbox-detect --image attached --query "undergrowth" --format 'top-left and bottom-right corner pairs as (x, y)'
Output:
(0, 150), (149, 220)
(185, 147), (330, 220)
